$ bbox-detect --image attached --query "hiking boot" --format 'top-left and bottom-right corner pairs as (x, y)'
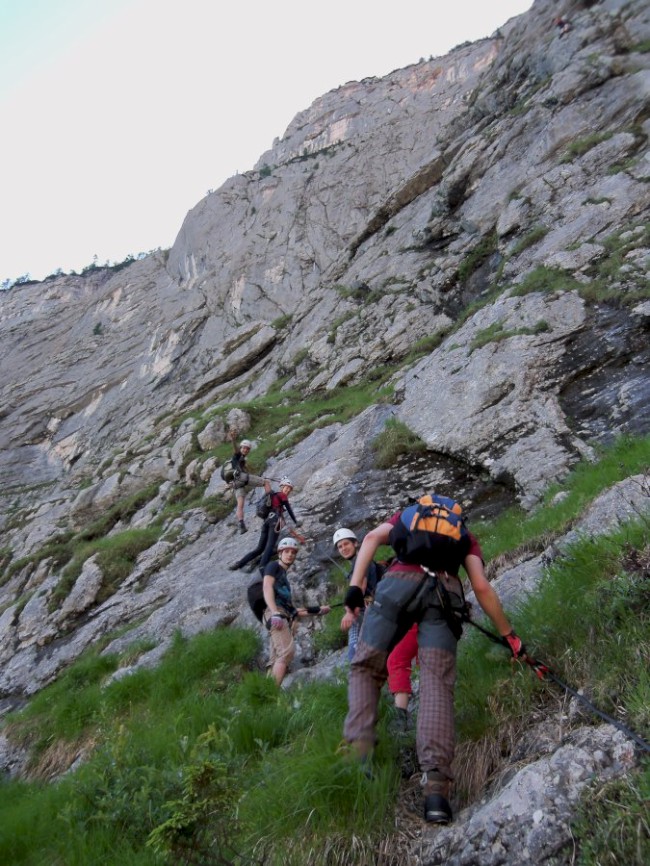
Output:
(238, 521), (248, 534)
(421, 771), (452, 825)
(228, 562), (241, 571)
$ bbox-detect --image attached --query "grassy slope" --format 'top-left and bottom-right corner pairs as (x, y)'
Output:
(0, 437), (648, 865)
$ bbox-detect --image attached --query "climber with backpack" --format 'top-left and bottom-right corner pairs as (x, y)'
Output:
(229, 476), (302, 573)
(222, 430), (270, 534)
(342, 493), (526, 826)
(246, 536), (330, 686)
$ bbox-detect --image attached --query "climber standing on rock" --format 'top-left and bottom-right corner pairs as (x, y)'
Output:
(230, 476), (302, 572)
(223, 430), (270, 534)
(342, 494), (527, 825)
(259, 536), (330, 686)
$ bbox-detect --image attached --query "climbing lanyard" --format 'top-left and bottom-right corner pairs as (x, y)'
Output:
(465, 617), (650, 754)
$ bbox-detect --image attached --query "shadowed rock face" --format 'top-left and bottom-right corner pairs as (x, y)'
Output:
(0, 5), (649, 848)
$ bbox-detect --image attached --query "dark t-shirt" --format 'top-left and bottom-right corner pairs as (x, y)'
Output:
(263, 560), (296, 615)
(346, 554), (382, 598)
(231, 448), (248, 474)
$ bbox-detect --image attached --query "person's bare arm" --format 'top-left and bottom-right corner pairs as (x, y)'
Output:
(464, 553), (512, 636)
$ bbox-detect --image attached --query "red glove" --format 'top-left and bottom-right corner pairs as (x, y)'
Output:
(505, 631), (527, 659)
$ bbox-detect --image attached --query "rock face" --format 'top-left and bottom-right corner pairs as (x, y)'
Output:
(0, 0), (649, 859)
(1, 1), (648, 504)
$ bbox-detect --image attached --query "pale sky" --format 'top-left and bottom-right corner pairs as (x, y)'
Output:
(0, 0), (533, 284)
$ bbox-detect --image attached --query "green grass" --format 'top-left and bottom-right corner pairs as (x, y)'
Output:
(469, 320), (550, 353)
(573, 768), (650, 865)
(401, 330), (450, 365)
(476, 433), (650, 562)
(372, 417), (427, 469)
(454, 514), (650, 829)
(560, 131), (613, 163)
(579, 221), (650, 305)
(224, 380), (394, 469)
(50, 526), (162, 607)
(457, 230), (498, 283)
(510, 225), (549, 256)
(0, 628), (400, 865)
(509, 265), (583, 296)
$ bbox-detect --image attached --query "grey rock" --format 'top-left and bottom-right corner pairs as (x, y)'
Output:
(418, 726), (638, 866)
(197, 417), (226, 451)
(56, 557), (103, 622)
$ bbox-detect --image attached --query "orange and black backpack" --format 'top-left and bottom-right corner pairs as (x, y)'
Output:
(388, 493), (470, 572)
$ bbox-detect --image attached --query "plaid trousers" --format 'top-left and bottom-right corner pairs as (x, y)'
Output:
(343, 568), (461, 779)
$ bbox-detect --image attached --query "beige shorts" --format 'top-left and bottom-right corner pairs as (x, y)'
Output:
(263, 614), (297, 668)
(234, 473), (266, 503)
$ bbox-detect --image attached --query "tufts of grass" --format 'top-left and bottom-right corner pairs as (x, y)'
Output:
(271, 312), (293, 330)
(401, 330), (450, 365)
(0, 630), (401, 865)
(372, 418), (427, 469)
(469, 320), (550, 353)
(573, 766), (650, 865)
(457, 230), (498, 284)
(510, 225), (549, 256)
(455, 515), (650, 813)
(50, 526), (162, 608)
(509, 265), (583, 296)
(1, 530), (76, 588)
(560, 131), (614, 163)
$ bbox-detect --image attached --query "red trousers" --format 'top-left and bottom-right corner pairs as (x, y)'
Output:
(387, 623), (418, 694)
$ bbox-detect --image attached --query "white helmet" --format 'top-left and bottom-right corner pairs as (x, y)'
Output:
(240, 439), (252, 449)
(333, 527), (357, 546)
(279, 476), (293, 488)
(277, 536), (299, 552)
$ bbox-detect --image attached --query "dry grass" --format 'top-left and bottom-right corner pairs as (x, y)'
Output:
(26, 734), (97, 781)
(484, 534), (558, 580)
(253, 827), (418, 866)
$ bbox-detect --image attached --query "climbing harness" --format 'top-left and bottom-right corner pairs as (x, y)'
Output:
(464, 616), (650, 754)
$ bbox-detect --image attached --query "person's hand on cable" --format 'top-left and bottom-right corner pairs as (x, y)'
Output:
(504, 630), (527, 660)
(344, 584), (364, 616)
